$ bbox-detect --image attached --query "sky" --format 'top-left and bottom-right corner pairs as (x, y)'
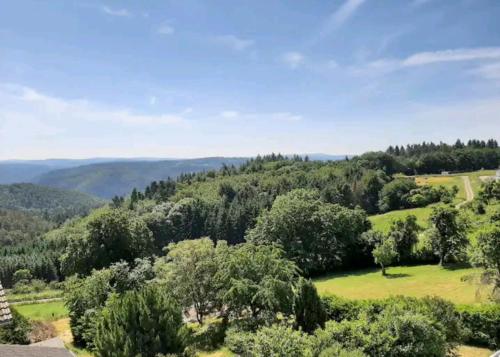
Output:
(1, 0), (500, 159)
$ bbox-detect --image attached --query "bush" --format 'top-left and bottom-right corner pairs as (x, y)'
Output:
(458, 304), (500, 349)
(0, 308), (31, 345)
(94, 285), (184, 357)
(313, 311), (447, 357)
(294, 278), (326, 333)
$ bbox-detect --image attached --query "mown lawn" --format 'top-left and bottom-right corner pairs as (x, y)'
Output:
(369, 205), (435, 233)
(15, 300), (68, 321)
(314, 265), (491, 305)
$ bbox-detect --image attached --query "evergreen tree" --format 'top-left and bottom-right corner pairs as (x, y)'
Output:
(293, 277), (326, 333)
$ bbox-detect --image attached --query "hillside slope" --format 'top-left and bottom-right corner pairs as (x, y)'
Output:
(36, 157), (247, 198)
(0, 183), (105, 222)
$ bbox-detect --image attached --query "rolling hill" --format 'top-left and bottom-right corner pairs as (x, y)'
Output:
(35, 157), (248, 198)
(0, 183), (105, 223)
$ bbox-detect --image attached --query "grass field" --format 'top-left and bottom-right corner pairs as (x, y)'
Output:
(15, 301), (68, 321)
(6, 289), (63, 303)
(369, 205), (435, 233)
(314, 264), (491, 305)
(369, 170), (495, 233)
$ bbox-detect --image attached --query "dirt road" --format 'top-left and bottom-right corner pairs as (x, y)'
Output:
(456, 176), (473, 209)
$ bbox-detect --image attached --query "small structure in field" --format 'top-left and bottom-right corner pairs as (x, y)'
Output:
(0, 281), (12, 326)
(441, 171), (450, 176)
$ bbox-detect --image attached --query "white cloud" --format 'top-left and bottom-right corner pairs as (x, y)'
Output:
(269, 112), (302, 122)
(7, 86), (187, 127)
(102, 6), (131, 17)
(320, 0), (366, 36)
(149, 96), (157, 105)
(213, 35), (254, 51)
(157, 23), (174, 35)
(351, 47), (500, 77)
(282, 52), (305, 69)
(402, 47), (500, 67)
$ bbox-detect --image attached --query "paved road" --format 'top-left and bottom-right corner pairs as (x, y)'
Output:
(456, 176), (473, 209)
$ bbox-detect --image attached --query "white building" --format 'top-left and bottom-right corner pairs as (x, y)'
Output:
(0, 281), (12, 326)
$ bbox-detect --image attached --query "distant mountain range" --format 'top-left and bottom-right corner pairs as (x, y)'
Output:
(0, 154), (347, 199)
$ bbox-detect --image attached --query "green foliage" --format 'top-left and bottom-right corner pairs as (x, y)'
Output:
(429, 206), (468, 264)
(65, 259), (154, 347)
(294, 277), (326, 334)
(0, 208), (53, 246)
(94, 285), (184, 357)
(60, 208), (154, 276)
(13, 269), (32, 284)
(457, 304), (500, 349)
(479, 180), (500, 202)
(249, 324), (314, 357)
(386, 140), (499, 174)
(387, 215), (420, 262)
(471, 225), (500, 290)
(0, 308), (31, 345)
(314, 310), (446, 357)
(321, 295), (463, 352)
(218, 243), (299, 322)
(186, 319), (227, 351)
(247, 189), (370, 275)
(155, 238), (223, 323)
(0, 183), (104, 223)
(372, 237), (398, 275)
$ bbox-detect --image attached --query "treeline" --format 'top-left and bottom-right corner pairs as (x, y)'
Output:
(386, 139), (499, 174)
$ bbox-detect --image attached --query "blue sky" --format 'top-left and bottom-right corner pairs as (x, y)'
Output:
(1, 0), (500, 159)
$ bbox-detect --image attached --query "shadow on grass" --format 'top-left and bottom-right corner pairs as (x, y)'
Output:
(442, 263), (472, 271)
(384, 273), (411, 279)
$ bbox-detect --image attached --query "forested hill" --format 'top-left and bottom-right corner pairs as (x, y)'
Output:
(0, 183), (104, 223)
(35, 157), (248, 198)
(386, 138), (499, 174)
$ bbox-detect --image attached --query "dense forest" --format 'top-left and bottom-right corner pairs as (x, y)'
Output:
(1, 139), (499, 356)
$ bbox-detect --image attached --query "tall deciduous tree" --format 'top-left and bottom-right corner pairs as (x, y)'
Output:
(155, 237), (225, 324)
(247, 189), (370, 275)
(218, 243), (298, 322)
(429, 206), (468, 265)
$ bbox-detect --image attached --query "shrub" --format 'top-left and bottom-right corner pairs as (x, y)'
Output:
(0, 308), (31, 345)
(294, 277), (326, 333)
(313, 311), (447, 357)
(458, 304), (500, 349)
(94, 285), (184, 357)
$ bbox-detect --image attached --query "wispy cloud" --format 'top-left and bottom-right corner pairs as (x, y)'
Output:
(5, 86), (187, 127)
(320, 0), (366, 37)
(102, 6), (131, 17)
(157, 22), (174, 35)
(282, 52), (305, 69)
(351, 47), (500, 76)
(212, 35), (254, 51)
(402, 47), (500, 66)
